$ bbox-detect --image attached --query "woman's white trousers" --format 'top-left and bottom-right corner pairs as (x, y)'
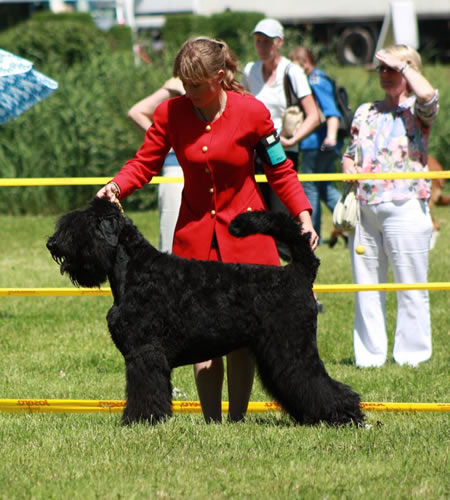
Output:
(349, 199), (432, 367)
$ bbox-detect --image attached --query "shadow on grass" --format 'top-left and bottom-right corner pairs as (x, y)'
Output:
(327, 357), (354, 366)
(243, 414), (295, 427)
(0, 312), (15, 319)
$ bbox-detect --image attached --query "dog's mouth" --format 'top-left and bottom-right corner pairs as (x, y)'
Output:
(50, 253), (104, 288)
(51, 255), (73, 280)
(53, 256), (83, 286)
(59, 259), (69, 276)
(50, 254), (67, 275)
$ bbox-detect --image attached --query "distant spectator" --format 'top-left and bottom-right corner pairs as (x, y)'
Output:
(127, 77), (185, 253)
(290, 46), (343, 244)
(342, 45), (439, 367)
(242, 19), (320, 216)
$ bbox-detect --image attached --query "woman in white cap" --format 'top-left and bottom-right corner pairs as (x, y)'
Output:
(242, 18), (320, 215)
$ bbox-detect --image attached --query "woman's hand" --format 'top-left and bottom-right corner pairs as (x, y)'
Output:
(342, 154), (359, 183)
(376, 49), (436, 104)
(296, 210), (319, 250)
(321, 136), (337, 150)
(375, 50), (405, 72)
(280, 135), (296, 148)
(321, 116), (339, 150)
(96, 182), (120, 202)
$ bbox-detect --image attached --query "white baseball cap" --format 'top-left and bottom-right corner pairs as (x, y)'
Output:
(252, 18), (284, 39)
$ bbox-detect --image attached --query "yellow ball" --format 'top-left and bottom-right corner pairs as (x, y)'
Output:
(356, 245), (365, 255)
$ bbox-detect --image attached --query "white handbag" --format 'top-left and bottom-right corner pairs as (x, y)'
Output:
(281, 65), (325, 139)
(281, 105), (304, 138)
(332, 104), (372, 233)
(332, 112), (367, 232)
(332, 182), (358, 231)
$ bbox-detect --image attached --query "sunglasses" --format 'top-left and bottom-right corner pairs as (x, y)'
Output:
(376, 65), (397, 74)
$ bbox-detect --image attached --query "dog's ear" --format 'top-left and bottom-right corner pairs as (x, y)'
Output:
(97, 217), (119, 247)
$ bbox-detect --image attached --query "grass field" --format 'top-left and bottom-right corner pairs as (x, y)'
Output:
(0, 197), (448, 499)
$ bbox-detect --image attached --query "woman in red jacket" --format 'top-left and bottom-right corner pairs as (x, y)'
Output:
(97, 37), (318, 423)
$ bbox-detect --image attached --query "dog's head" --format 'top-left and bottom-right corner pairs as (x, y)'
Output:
(47, 197), (123, 287)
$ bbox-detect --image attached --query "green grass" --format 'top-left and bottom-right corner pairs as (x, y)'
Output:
(0, 204), (449, 499)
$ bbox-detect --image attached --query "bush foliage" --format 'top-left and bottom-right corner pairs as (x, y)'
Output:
(162, 11), (264, 62)
(0, 13), (110, 70)
(0, 12), (448, 214)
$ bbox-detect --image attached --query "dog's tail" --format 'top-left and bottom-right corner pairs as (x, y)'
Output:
(229, 211), (319, 278)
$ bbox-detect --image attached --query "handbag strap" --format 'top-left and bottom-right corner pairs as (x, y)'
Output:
(284, 64), (326, 129)
(284, 64), (301, 108)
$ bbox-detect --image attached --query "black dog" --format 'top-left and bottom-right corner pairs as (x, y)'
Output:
(47, 197), (364, 426)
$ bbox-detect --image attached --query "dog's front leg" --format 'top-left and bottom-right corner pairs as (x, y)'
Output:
(122, 345), (172, 425)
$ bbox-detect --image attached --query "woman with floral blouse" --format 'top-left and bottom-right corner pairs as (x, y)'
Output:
(342, 44), (439, 367)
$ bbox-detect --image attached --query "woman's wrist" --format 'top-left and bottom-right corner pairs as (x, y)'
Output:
(296, 210), (312, 222)
(110, 182), (121, 196)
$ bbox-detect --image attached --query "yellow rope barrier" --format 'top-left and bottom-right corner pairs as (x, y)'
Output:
(0, 399), (448, 414)
(0, 288), (112, 297)
(0, 175), (446, 418)
(1, 283), (449, 297)
(314, 283), (450, 293)
(0, 171), (448, 187)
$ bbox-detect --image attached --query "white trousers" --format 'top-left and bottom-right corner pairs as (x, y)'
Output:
(158, 155), (183, 253)
(349, 199), (432, 367)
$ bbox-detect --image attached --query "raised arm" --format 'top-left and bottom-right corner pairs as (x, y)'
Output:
(127, 87), (174, 132)
(375, 50), (436, 103)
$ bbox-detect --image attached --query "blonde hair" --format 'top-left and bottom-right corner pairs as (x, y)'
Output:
(289, 46), (316, 67)
(173, 37), (247, 94)
(382, 44), (422, 73)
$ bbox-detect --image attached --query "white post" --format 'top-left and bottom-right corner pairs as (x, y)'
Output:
(391, 1), (419, 48)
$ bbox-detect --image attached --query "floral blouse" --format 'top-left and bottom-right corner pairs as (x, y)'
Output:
(344, 91), (439, 204)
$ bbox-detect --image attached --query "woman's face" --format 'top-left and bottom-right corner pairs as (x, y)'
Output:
(254, 33), (282, 62)
(182, 72), (223, 108)
(377, 65), (408, 96)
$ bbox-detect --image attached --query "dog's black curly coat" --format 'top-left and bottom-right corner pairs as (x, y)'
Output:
(47, 197), (364, 426)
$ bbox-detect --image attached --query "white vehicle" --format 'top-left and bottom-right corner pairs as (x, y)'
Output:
(1, 0), (447, 64)
(129, 0), (449, 64)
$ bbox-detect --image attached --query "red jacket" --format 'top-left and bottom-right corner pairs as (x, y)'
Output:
(113, 91), (311, 265)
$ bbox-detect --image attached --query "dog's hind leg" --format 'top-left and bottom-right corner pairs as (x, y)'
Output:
(122, 346), (172, 425)
(255, 342), (364, 427)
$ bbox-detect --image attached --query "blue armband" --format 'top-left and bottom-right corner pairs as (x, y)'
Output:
(255, 132), (287, 167)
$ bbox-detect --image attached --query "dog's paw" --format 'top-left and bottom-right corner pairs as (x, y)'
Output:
(228, 213), (252, 237)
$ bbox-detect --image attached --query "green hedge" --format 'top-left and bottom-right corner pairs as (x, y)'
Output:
(0, 50), (165, 214)
(0, 13), (448, 214)
(161, 14), (213, 49)
(0, 13), (161, 213)
(0, 15), (109, 71)
(161, 11), (264, 62)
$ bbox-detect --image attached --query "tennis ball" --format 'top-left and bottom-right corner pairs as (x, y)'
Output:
(356, 245), (365, 255)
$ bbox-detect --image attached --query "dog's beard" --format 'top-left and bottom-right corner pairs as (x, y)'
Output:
(51, 254), (78, 285)
(59, 259), (69, 277)
(50, 254), (66, 273)
(50, 252), (104, 288)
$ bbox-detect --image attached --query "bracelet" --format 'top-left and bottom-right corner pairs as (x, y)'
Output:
(110, 182), (121, 196)
(399, 64), (409, 74)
